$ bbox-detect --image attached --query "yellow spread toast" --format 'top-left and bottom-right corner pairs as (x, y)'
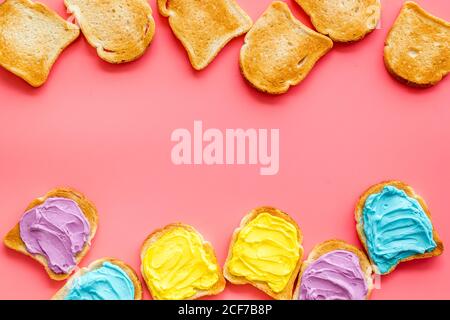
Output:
(140, 223), (226, 300)
(53, 258), (143, 300)
(293, 240), (373, 300)
(294, 0), (381, 42)
(240, 1), (333, 94)
(0, 0), (80, 87)
(223, 207), (303, 300)
(355, 181), (444, 274)
(65, 0), (155, 63)
(384, 1), (450, 87)
(157, 0), (252, 70)
(3, 188), (98, 281)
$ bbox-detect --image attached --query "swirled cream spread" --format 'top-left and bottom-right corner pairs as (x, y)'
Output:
(362, 186), (436, 274)
(65, 262), (135, 300)
(19, 197), (90, 274)
(227, 212), (300, 293)
(299, 250), (368, 300)
(142, 227), (220, 300)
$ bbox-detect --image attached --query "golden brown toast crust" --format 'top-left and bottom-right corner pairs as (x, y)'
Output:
(64, 0), (155, 64)
(3, 187), (98, 281)
(223, 206), (304, 300)
(0, 0), (80, 87)
(384, 2), (450, 87)
(140, 223), (226, 300)
(293, 240), (373, 300)
(239, 1), (333, 94)
(158, 0), (252, 70)
(294, 0), (381, 42)
(355, 181), (444, 274)
(52, 257), (143, 300)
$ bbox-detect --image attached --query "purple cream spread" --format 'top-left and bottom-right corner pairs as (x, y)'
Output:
(19, 197), (90, 274)
(299, 250), (368, 300)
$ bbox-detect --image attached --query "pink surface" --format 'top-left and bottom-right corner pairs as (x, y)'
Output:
(0, 0), (449, 300)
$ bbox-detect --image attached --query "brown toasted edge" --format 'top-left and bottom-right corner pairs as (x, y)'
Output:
(293, 239), (373, 300)
(383, 1), (450, 87)
(157, 0), (253, 70)
(3, 187), (98, 280)
(223, 206), (304, 300)
(52, 257), (142, 299)
(355, 180), (444, 275)
(140, 223), (226, 300)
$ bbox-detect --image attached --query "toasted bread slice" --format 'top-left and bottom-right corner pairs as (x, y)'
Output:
(384, 2), (450, 87)
(240, 1), (333, 94)
(293, 240), (373, 300)
(294, 0), (381, 42)
(223, 207), (303, 300)
(355, 181), (444, 274)
(53, 257), (142, 300)
(65, 0), (155, 63)
(158, 0), (252, 70)
(140, 223), (226, 300)
(3, 187), (98, 281)
(0, 0), (79, 87)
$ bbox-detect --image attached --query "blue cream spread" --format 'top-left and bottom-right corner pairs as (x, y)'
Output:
(65, 262), (135, 300)
(362, 186), (436, 274)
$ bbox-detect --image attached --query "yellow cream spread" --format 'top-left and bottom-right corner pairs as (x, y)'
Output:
(142, 226), (219, 300)
(227, 212), (300, 293)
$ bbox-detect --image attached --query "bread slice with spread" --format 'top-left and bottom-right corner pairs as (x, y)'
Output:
(140, 223), (225, 300)
(355, 181), (444, 275)
(53, 258), (142, 300)
(0, 0), (80, 87)
(65, 0), (155, 63)
(4, 188), (98, 280)
(293, 240), (373, 300)
(157, 0), (252, 70)
(223, 206), (303, 300)
(239, 1), (333, 94)
(384, 1), (450, 87)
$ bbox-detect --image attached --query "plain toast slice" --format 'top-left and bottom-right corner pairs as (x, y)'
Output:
(294, 0), (381, 42)
(240, 1), (333, 94)
(158, 0), (252, 70)
(65, 0), (155, 63)
(384, 1), (450, 87)
(0, 0), (79, 87)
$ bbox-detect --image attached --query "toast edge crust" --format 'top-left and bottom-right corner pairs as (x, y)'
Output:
(223, 206), (304, 300)
(293, 239), (373, 300)
(355, 180), (444, 275)
(140, 223), (226, 300)
(3, 187), (98, 280)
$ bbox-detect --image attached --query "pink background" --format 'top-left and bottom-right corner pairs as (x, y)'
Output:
(0, 0), (449, 300)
